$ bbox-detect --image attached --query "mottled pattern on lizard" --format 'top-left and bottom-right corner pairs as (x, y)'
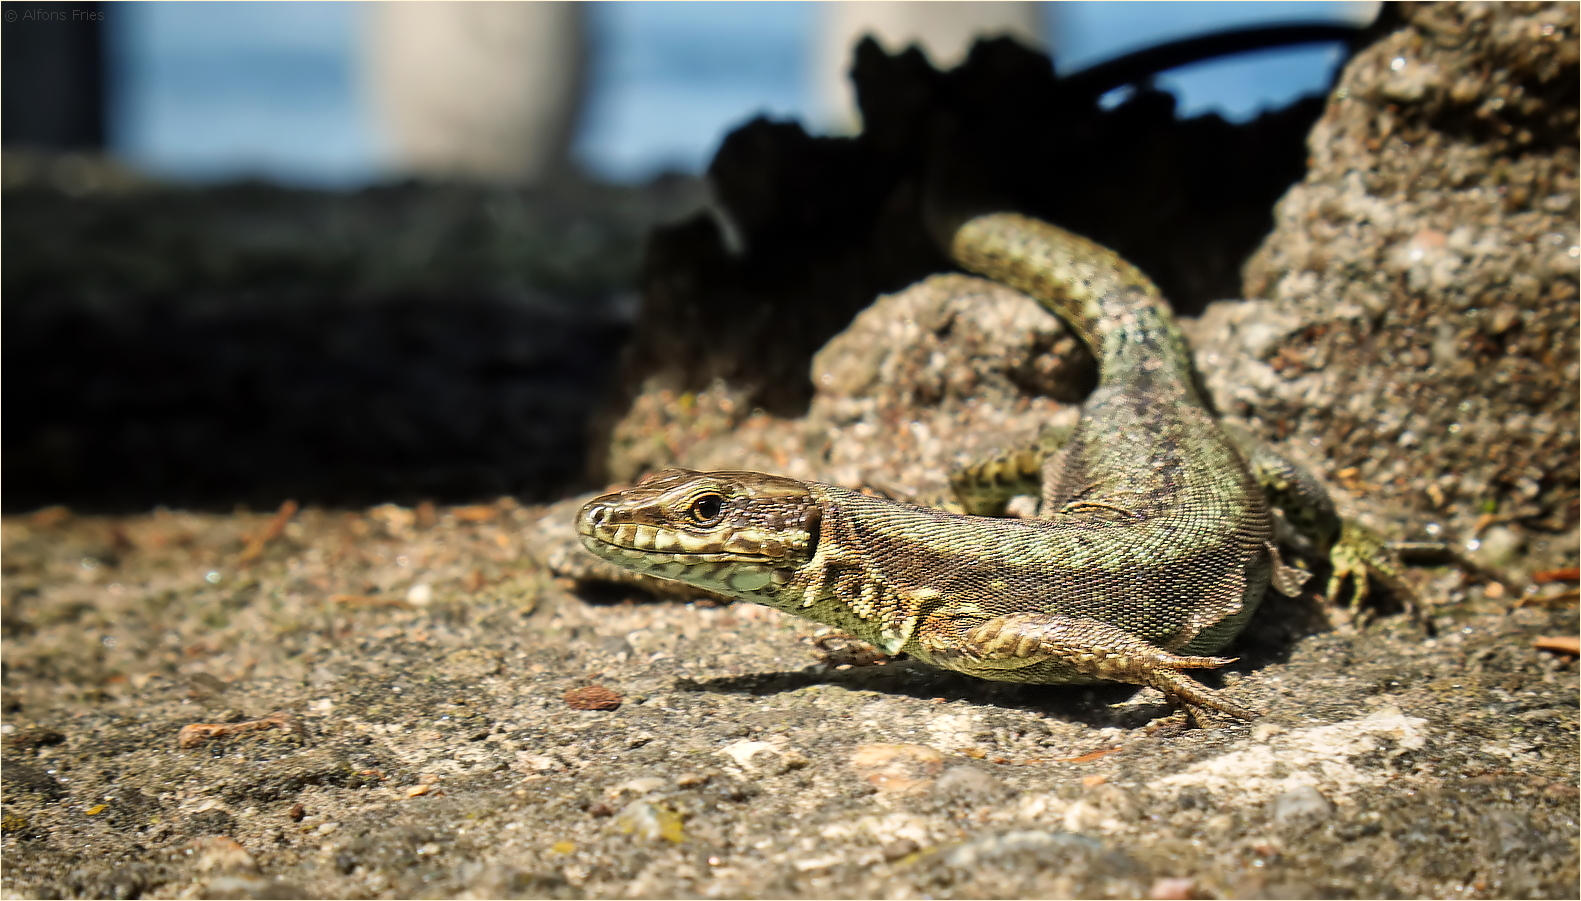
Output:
(577, 214), (1395, 719)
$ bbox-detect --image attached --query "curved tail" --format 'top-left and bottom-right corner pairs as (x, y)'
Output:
(950, 213), (1198, 395)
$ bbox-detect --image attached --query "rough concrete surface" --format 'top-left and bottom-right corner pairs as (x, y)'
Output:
(1, 499), (1576, 900)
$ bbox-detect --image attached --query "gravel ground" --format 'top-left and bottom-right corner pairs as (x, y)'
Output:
(1, 497), (1576, 899)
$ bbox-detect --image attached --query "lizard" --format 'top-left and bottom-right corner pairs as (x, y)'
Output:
(574, 212), (1453, 720)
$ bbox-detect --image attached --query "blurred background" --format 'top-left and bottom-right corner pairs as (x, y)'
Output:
(8, 0), (1378, 185)
(3, 1), (1380, 513)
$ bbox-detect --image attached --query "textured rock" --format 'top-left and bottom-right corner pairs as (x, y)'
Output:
(606, 273), (1090, 498)
(1193, 1), (1578, 579)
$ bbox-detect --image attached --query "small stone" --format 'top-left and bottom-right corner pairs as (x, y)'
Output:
(615, 799), (685, 843)
(607, 776), (667, 797)
(1251, 723), (1287, 742)
(848, 743), (946, 794)
(286, 804), (305, 822)
(1271, 785), (1332, 824)
(1149, 876), (1196, 900)
(4, 727), (65, 752)
(881, 837), (920, 861)
(444, 647), (502, 679)
(777, 749), (811, 771)
(193, 835), (259, 876)
(792, 853), (843, 872)
(719, 739), (778, 771)
(932, 766), (1007, 801)
(514, 753), (559, 773)
(942, 830), (1099, 869)
(201, 876), (306, 900)
(1063, 799), (1103, 833)
(1475, 526), (1523, 568)
(564, 685), (622, 710)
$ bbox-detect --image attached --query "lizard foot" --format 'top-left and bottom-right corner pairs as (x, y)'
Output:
(1326, 520), (1419, 623)
(1144, 698), (1237, 732)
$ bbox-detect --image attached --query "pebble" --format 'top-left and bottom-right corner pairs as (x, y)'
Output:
(1148, 876), (1196, 900)
(942, 830), (1099, 869)
(719, 740), (778, 771)
(932, 766), (1007, 801)
(792, 853), (843, 872)
(193, 836), (259, 876)
(1271, 785), (1333, 825)
(1476, 526), (1524, 568)
(200, 876), (306, 900)
(848, 743), (945, 794)
(564, 686), (622, 711)
(607, 776), (667, 798)
(615, 799), (685, 843)
(880, 837), (920, 861)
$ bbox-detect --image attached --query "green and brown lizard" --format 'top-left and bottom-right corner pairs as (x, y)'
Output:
(576, 213), (1456, 719)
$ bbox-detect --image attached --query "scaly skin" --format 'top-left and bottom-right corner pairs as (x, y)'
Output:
(579, 214), (1326, 719)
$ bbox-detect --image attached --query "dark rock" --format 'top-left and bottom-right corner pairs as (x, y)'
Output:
(596, 35), (1336, 480)
(4, 727), (65, 752)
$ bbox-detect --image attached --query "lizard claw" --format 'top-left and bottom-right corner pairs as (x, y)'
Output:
(1326, 520), (1418, 619)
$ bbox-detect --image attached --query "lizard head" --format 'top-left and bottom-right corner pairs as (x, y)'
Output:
(576, 469), (821, 598)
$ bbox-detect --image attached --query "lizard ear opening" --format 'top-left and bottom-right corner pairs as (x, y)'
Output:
(800, 503), (822, 557)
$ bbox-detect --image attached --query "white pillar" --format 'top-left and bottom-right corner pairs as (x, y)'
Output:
(362, 1), (586, 184)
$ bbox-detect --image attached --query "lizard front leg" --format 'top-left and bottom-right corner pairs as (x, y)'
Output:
(918, 609), (1257, 719)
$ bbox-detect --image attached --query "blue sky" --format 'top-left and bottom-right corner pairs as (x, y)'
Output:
(106, 1), (1374, 187)
(108, 2), (379, 185)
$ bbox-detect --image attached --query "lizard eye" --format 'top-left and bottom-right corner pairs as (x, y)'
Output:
(688, 493), (724, 526)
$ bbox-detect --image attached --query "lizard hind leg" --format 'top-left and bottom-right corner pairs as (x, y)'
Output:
(948, 423), (1073, 517)
(1221, 423), (1428, 621)
(926, 611), (1260, 720)
(1327, 519), (1418, 621)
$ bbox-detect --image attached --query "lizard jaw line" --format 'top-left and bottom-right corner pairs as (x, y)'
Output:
(579, 533), (785, 566)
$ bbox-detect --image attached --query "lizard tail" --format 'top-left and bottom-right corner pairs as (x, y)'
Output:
(950, 213), (1196, 389)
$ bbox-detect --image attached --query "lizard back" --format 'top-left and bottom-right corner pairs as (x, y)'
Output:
(794, 214), (1281, 660)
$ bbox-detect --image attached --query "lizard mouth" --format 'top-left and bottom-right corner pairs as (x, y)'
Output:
(576, 504), (790, 564)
